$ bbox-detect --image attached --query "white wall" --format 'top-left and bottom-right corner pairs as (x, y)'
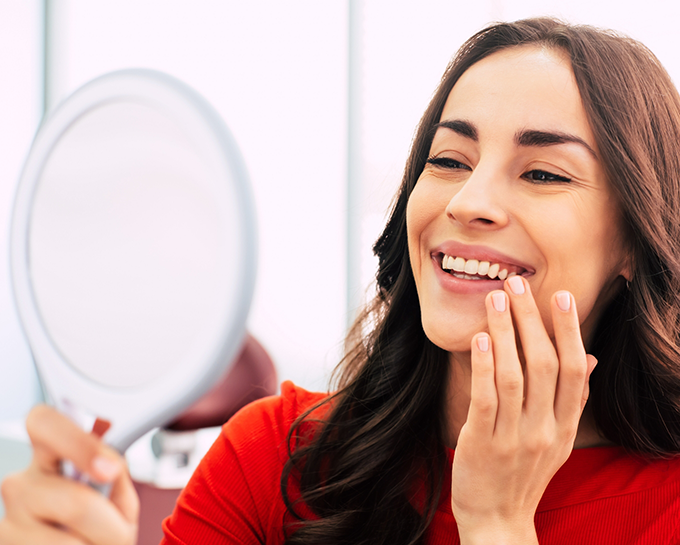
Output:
(0, 1), (43, 419)
(45, 0), (349, 393)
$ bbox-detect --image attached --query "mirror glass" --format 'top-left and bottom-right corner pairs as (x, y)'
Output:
(30, 101), (232, 388)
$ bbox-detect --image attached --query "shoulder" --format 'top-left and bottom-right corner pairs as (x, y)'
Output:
(162, 382), (330, 544)
(212, 380), (331, 484)
(222, 380), (330, 457)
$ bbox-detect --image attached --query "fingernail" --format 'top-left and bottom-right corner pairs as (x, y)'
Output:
(92, 456), (119, 481)
(556, 291), (571, 312)
(492, 292), (506, 312)
(476, 335), (489, 352)
(507, 275), (525, 295)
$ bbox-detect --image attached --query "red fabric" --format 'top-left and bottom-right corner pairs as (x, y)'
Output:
(161, 382), (680, 544)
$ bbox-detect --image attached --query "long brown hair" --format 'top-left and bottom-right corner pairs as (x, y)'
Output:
(281, 17), (680, 545)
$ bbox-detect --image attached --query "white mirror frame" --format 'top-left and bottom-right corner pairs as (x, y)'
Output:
(10, 69), (257, 452)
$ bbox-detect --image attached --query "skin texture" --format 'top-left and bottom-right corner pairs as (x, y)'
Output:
(406, 46), (631, 542)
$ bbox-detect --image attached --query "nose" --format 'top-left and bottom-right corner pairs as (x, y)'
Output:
(445, 164), (509, 229)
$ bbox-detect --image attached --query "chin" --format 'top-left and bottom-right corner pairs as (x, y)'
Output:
(421, 317), (481, 354)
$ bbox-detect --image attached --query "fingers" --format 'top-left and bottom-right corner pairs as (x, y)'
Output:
(503, 276), (559, 420)
(2, 406), (139, 545)
(483, 279), (593, 436)
(467, 333), (497, 435)
(551, 291), (592, 426)
(485, 290), (524, 431)
(0, 517), (87, 545)
(109, 465), (140, 525)
(26, 405), (123, 484)
(3, 473), (135, 545)
(2, 471), (137, 545)
(582, 355), (598, 410)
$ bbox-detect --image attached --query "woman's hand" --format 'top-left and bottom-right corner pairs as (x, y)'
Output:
(451, 275), (597, 544)
(0, 405), (139, 544)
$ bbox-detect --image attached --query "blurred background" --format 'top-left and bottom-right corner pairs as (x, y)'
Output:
(2, 0), (680, 422)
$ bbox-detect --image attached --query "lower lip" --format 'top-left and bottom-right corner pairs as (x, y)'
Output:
(432, 256), (506, 294)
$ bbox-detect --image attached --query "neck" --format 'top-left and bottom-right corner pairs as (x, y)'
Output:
(443, 352), (473, 448)
(443, 351), (612, 450)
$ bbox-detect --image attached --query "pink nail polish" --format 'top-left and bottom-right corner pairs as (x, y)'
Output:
(477, 335), (489, 352)
(556, 292), (571, 312)
(492, 292), (506, 312)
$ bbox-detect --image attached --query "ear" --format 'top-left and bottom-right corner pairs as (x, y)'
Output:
(618, 249), (634, 283)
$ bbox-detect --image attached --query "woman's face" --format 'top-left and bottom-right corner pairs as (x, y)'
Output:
(407, 45), (631, 354)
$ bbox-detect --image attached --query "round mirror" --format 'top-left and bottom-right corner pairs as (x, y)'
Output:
(11, 69), (256, 452)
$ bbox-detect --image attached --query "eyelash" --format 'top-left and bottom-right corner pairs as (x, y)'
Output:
(426, 157), (470, 171)
(425, 156), (572, 183)
(522, 170), (571, 183)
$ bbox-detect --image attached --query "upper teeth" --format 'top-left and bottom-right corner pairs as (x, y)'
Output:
(441, 254), (518, 281)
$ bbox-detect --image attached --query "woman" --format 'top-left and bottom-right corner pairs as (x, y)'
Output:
(2, 17), (680, 545)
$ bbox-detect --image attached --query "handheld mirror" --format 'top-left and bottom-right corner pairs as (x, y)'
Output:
(10, 69), (256, 454)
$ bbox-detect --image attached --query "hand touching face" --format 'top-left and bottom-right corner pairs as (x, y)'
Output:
(451, 276), (597, 543)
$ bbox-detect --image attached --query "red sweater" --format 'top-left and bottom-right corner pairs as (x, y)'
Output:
(161, 382), (680, 544)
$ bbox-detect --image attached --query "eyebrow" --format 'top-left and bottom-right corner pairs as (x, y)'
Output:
(515, 129), (597, 158)
(431, 119), (597, 158)
(431, 119), (478, 141)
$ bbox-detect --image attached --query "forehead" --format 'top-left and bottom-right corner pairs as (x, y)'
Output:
(440, 45), (595, 147)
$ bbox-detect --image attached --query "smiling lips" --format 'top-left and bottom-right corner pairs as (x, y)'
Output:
(440, 254), (527, 281)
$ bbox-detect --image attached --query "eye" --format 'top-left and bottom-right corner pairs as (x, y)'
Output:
(523, 169), (571, 183)
(426, 156), (471, 171)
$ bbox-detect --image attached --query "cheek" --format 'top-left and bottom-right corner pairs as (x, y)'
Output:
(406, 179), (488, 353)
(528, 226), (624, 340)
(405, 194), (419, 255)
(406, 180), (438, 275)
